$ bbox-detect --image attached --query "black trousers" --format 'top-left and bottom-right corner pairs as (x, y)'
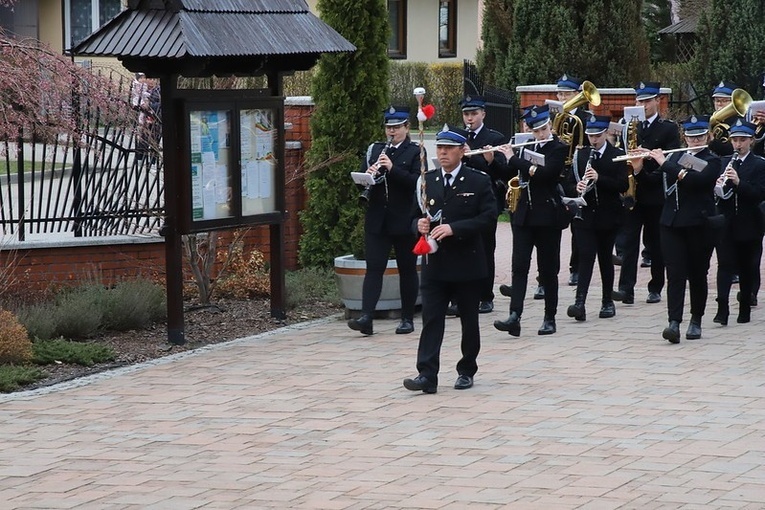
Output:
(569, 227), (579, 274)
(572, 226), (618, 304)
(509, 225), (561, 317)
(479, 219), (498, 302)
(618, 202), (665, 296)
(716, 231), (763, 308)
(416, 275), (481, 384)
(361, 231), (419, 319)
(660, 224), (715, 323)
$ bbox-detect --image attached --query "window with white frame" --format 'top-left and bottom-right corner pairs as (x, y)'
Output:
(438, 0), (456, 58)
(65, 0), (122, 49)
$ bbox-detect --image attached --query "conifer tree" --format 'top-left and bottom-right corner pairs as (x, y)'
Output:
(692, 0), (765, 102)
(299, 0), (390, 267)
(487, 0), (650, 89)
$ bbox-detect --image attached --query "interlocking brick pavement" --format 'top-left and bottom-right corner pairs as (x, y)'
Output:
(1, 223), (764, 509)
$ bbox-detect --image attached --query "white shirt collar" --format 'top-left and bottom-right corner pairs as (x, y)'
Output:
(443, 164), (462, 182)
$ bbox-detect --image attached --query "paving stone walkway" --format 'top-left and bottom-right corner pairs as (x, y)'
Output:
(1, 223), (763, 509)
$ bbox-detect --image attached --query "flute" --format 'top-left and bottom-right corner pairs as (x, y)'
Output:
(464, 139), (539, 157)
(612, 145), (708, 162)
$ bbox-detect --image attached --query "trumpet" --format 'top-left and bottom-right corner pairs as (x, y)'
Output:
(464, 139), (539, 157)
(611, 146), (708, 162)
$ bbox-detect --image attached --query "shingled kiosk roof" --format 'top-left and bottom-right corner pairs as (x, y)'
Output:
(72, 0), (356, 76)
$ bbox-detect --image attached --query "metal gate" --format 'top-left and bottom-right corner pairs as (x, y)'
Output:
(0, 73), (164, 242)
(463, 60), (517, 138)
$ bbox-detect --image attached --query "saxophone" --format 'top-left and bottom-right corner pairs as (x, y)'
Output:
(506, 176), (521, 213)
(621, 119), (638, 210)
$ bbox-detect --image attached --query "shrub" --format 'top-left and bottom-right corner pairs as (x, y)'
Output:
(0, 365), (45, 393)
(0, 309), (33, 364)
(285, 267), (341, 309)
(53, 284), (106, 339)
(15, 303), (58, 341)
(32, 338), (116, 367)
(101, 280), (166, 331)
(214, 245), (270, 299)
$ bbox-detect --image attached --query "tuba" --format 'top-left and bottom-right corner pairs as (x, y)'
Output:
(552, 81), (601, 165)
(710, 88), (752, 143)
(506, 176), (521, 213)
(621, 118), (639, 210)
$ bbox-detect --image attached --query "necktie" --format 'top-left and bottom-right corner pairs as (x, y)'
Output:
(593, 151), (600, 161)
(468, 131), (476, 142)
(444, 173), (452, 190)
(642, 120), (650, 131)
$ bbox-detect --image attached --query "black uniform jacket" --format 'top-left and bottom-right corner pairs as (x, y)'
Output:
(362, 137), (423, 236)
(506, 137), (569, 228)
(464, 125), (508, 215)
(570, 144), (629, 230)
(717, 152), (765, 240)
(659, 147), (721, 228)
(635, 117), (682, 207)
(412, 165), (496, 282)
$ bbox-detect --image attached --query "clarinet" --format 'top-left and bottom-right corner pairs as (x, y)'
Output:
(359, 136), (394, 203)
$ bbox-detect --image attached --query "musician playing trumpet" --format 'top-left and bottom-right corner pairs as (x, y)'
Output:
(638, 115), (720, 343)
(712, 120), (765, 326)
(565, 115), (629, 323)
(708, 81), (739, 157)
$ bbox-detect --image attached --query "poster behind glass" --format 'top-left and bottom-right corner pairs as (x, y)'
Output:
(190, 110), (232, 221)
(240, 109), (276, 215)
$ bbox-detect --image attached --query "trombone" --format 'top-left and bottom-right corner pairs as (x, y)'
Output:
(611, 146), (708, 162)
(464, 139), (539, 157)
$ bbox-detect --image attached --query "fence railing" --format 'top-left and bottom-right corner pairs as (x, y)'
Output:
(0, 71), (164, 241)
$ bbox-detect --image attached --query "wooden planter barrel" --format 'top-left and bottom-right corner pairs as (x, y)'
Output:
(333, 254), (422, 317)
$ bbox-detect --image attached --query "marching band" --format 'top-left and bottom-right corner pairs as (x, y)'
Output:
(353, 80), (765, 392)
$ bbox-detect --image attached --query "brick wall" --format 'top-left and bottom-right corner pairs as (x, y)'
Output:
(516, 85), (672, 126)
(0, 99), (315, 293)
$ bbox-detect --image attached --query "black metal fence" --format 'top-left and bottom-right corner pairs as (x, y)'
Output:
(0, 71), (164, 241)
(463, 60), (517, 138)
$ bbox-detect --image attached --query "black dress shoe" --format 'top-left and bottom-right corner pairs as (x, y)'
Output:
(537, 318), (556, 335)
(348, 314), (373, 335)
(646, 292), (661, 304)
(494, 311), (521, 337)
(737, 308), (751, 323)
(599, 301), (616, 318)
(446, 303), (460, 316)
(499, 284), (512, 297)
(454, 374), (473, 390)
(612, 290), (634, 304)
(478, 301), (494, 314)
(713, 300), (729, 326)
(612, 254), (623, 266)
(395, 319), (414, 334)
(566, 303), (586, 321)
(568, 272), (579, 286)
(641, 257), (652, 268)
(663, 320), (681, 344)
(533, 285), (545, 300)
(403, 375), (437, 394)
(731, 274), (740, 284)
(686, 320), (702, 340)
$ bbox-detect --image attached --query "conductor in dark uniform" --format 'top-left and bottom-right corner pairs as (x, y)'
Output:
(565, 115), (629, 322)
(348, 106), (423, 336)
(639, 115), (721, 343)
(403, 125), (496, 394)
(493, 105), (569, 336)
(461, 95), (508, 314)
(614, 82), (681, 306)
(712, 120), (765, 325)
